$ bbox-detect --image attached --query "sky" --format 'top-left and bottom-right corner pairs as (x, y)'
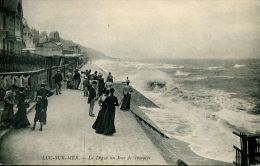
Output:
(22, 0), (260, 59)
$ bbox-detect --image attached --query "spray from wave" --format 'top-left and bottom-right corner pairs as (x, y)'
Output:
(175, 70), (190, 76)
(234, 64), (246, 68)
(95, 59), (259, 162)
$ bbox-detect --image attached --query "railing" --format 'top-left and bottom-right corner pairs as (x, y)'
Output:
(233, 131), (260, 166)
(0, 63), (77, 101)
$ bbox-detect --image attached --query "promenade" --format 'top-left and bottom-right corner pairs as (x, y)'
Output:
(0, 86), (167, 165)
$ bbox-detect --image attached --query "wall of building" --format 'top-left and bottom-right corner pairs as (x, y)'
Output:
(0, 0), (23, 54)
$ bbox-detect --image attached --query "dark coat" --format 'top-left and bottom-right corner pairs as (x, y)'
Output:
(100, 95), (119, 135)
(53, 73), (63, 83)
(36, 88), (53, 108)
(98, 77), (105, 96)
(34, 101), (45, 122)
(73, 72), (81, 80)
(92, 96), (108, 131)
(88, 86), (96, 104)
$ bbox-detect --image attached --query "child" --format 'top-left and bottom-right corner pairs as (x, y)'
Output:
(32, 96), (45, 131)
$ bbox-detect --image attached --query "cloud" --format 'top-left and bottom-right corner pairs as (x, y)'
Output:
(23, 0), (260, 59)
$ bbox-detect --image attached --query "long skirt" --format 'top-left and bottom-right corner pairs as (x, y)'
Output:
(120, 94), (131, 110)
(102, 109), (116, 135)
(0, 103), (14, 125)
(13, 108), (30, 128)
(92, 108), (106, 132)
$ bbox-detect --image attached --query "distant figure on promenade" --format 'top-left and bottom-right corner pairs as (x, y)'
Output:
(36, 83), (53, 125)
(92, 71), (98, 81)
(106, 72), (113, 83)
(87, 69), (92, 80)
(78, 71), (85, 91)
(83, 76), (90, 96)
(13, 86), (30, 129)
(73, 69), (81, 89)
(88, 81), (98, 117)
(66, 69), (73, 89)
(84, 70), (89, 77)
(100, 88), (119, 135)
(98, 73), (105, 97)
(0, 85), (16, 127)
(120, 79), (133, 111)
(53, 69), (63, 95)
(92, 90), (109, 133)
(32, 96), (45, 131)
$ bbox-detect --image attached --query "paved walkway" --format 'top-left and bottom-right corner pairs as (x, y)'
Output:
(0, 87), (167, 165)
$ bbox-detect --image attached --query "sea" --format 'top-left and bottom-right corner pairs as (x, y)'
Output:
(95, 58), (260, 162)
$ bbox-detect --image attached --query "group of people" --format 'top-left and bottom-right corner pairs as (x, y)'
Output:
(81, 69), (114, 117)
(33, 83), (53, 131)
(82, 70), (133, 136)
(0, 82), (53, 131)
(0, 67), (134, 135)
(0, 85), (30, 129)
(65, 68), (84, 90)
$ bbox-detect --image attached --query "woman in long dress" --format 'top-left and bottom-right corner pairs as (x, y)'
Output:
(101, 88), (119, 135)
(92, 90), (109, 133)
(120, 80), (133, 111)
(13, 87), (30, 128)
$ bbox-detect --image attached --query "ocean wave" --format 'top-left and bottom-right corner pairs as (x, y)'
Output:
(234, 64), (246, 68)
(207, 66), (224, 70)
(152, 63), (184, 69)
(95, 58), (260, 162)
(175, 70), (190, 76)
(146, 80), (167, 91)
(212, 76), (234, 79)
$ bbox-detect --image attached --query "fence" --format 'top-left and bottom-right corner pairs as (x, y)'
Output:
(0, 61), (83, 102)
(233, 131), (260, 166)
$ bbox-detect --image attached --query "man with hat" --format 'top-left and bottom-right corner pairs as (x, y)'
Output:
(0, 85), (17, 127)
(36, 83), (53, 125)
(88, 81), (98, 117)
(53, 69), (63, 95)
(73, 68), (81, 89)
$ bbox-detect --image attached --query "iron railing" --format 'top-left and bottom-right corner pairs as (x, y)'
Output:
(233, 131), (260, 166)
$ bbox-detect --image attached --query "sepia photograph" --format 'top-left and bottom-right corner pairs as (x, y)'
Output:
(0, 0), (259, 165)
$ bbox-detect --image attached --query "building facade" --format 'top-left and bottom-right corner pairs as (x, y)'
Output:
(35, 41), (63, 57)
(0, 0), (24, 54)
(69, 45), (81, 54)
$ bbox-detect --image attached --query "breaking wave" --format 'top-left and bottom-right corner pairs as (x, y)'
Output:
(95, 59), (260, 163)
(234, 64), (246, 68)
(207, 66), (224, 70)
(175, 70), (190, 76)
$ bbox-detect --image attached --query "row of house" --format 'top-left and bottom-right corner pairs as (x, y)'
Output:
(0, 0), (23, 54)
(0, 0), (83, 63)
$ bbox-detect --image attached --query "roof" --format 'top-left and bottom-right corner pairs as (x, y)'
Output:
(37, 41), (63, 48)
(22, 48), (36, 51)
(63, 53), (82, 57)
